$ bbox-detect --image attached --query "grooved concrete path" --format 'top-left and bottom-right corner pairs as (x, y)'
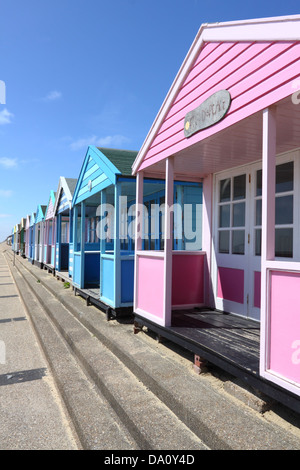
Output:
(3, 243), (300, 451)
(0, 248), (79, 450)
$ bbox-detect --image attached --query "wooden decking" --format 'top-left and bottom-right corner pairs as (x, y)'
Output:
(134, 308), (300, 413)
(171, 309), (260, 376)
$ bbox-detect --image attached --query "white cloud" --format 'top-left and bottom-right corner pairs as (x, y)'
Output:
(43, 90), (62, 101)
(0, 108), (14, 125)
(0, 157), (18, 169)
(0, 190), (13, 198)
(0, 214), (11, 218)
(70, 134), (130, 151)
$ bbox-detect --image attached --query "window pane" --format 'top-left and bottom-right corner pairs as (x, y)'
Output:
(256, 199), (262, 226)
(219, 231), (229, 253)
(233, 202), (245, 227)
(275, 195), (293, 225)
(275, 228), (293, 258)
(256, 170), (262, 197)
(255, 229), (261, 256)
(220, 178), (231, 202)
(232, 230), (245, 255)
(276, 162), (293, 193)
(233, 174), (246, 200)
(219, 204), (230, 227)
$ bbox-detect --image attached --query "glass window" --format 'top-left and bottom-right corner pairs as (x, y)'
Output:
(275, 195), (293, 225)
(275, 228), (293, 258)
(218, 173), (246, 255)
(220, 178), (231, 202)
(232, 230), (245, 255)
(233, 174), (246, 200)
(256, 170), (262, 197)
(255, 229), (261, 256)
(276, 162), (293, 193)
(219, 231), (229, 254)
(233, 202), (245, 227)
(219, 204), (230, 227)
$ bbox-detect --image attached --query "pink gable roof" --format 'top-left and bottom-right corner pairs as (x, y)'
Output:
(132, 15), (300, 174)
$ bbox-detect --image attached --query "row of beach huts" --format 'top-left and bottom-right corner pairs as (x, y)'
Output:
(8, 15), (300, 410)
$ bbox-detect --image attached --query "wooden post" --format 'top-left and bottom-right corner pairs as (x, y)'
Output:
(80, 201), (86, 289)
(133, 171), (144, 313)
(260, 106), (276, 376)
(164, 157), (174, 327)
(114, 183), (121, 308)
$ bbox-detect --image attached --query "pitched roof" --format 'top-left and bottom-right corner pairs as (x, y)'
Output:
(97, 147), (138, 176)
(65, 178), (77, 196)
(132, 14), (300, 174)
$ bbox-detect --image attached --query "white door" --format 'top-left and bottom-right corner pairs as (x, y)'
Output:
(214, 167), (251, 318)
(213, 152), (297, 321)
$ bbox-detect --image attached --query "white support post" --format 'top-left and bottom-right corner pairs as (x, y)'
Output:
(260, 106), (276, 376)
(164, 157), (174, 327)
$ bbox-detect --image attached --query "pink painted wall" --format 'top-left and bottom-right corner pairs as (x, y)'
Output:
(136, 255), (164, 319)
(172, 254), (204, 306)
(269, 271), (300, 386)
(217, 267), (244, 304)
(140, 41), (300, 170)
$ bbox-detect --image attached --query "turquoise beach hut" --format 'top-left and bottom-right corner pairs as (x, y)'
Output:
(34, 204), (46, 267)
(53, 177), (77, 278)
(71, 146), (138, 316)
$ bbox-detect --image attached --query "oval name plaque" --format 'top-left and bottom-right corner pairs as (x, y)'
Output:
(184, 90), (231, 138)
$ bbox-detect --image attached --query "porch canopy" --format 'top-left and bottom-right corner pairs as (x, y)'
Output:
(132, 15), (300, 396)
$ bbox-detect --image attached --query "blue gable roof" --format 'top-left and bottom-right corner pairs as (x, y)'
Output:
(35, 204), (46, 224)
(72, 146), (138, 207)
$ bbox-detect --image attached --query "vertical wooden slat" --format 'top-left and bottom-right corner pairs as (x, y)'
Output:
(260, 106), (276, 376)
(80, 202), (86, 289)
(134, 171), (144, 312)
(164, 157), (174, 327)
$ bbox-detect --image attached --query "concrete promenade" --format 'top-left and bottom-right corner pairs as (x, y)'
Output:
(2, 242), (300, 450)
(0, 246), (79, 449)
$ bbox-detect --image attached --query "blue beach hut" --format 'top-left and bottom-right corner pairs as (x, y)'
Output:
(71, 146), (139, 316)
(34, 204), (46, 267)
(27, 212), (36, 262)
(53, 177), (77, 279)
(71, 146), (202, 318)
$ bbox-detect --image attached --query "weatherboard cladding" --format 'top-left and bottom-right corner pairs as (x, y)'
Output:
(73, 146), (138, 205)
(35, 205), (47, 223)
(140, 40), (300, 170)
(45, 192), (56, 220)
(55, 177), (77, 214)
(57, 189), (69, 214)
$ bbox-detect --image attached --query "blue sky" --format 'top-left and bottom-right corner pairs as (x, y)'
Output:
(0, 0), (299, 241)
